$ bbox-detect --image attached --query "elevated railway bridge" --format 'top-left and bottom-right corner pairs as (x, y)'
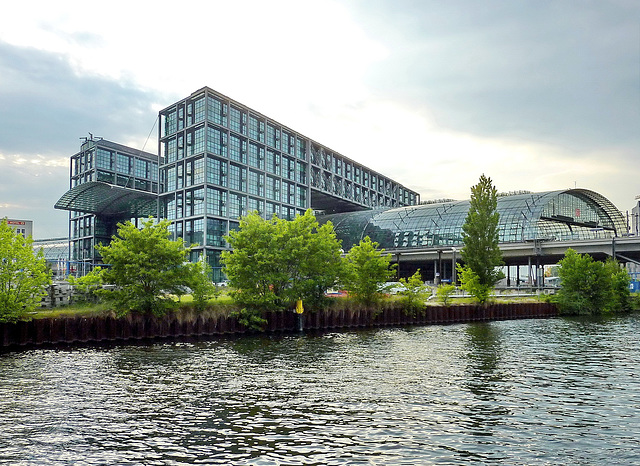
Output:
(385, 236), (640, 286)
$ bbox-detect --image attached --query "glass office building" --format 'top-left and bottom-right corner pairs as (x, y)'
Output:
(55, 138), (159, 273)
(158, 87), (420, 281)
(320, 189), (628, 251)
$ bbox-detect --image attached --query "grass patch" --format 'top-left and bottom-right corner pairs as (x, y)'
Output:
(30, 302), (113, 320)
(30, 290), (549, 321)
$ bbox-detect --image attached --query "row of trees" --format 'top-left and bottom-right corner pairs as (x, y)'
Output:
(221, 210), (396, 326)
(0, 174), (633, 323)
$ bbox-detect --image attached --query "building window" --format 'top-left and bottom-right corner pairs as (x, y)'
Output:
(164, 108), (177, 136)
(248, 169), (264, 196)
(135, 159), (148, 179)
(185, 218), (204, 245)
(283, 156), (295, 181)
(96, 170), (114, 183)
(228, 163), (246, 192)
(166, 197), (176, 220)
(193, 96), (205, 123)
(248, 142), (264, 169)
(265, 175), (280, 201)
(116, 154), (131, 174)
(266, 201), (280, 218)
(248, 114), (264, 142)
(247, 197), (264, 216)
(186, 188), (205, 216)
(96, 149), (112, 169)
(266, 123), (279, 149)
(228, 192), (246, 218)
(282, 181), (295, 205)
(229, 106), (246, 134)
(186, 126), (205, 156)
(296, 138), (306, 160)
(207, 96), (227, 126)
(228, 134), (247, 164)
(207, 127), (228, 157)
(297, 161), (307, 184)
(265, 149), (280, 175)
(296, 185), (307, 208)
(165, 138), (177, 163)
(206, 218), (227, 247)
(281, 130), (292, 155)
(207, 156), (227, 187)
(207, 187), (227, 217)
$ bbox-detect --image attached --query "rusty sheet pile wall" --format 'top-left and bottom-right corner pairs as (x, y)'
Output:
(1, 303), (557, 349)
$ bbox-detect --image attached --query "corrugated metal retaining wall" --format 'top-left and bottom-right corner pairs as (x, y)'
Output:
(0, 303), (557, 349)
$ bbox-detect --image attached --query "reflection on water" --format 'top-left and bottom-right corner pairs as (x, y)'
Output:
(1, 315), (639, 465)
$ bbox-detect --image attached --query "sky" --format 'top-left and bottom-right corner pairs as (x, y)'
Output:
(0, 0), (638, 239)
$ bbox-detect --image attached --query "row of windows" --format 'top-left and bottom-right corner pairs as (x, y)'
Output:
(95, 171), (158, 192)
(74, 148), (158, 181)
(167, 207), (303, 264)
(163, 186), (307, 222)
(163, 93), (310, 162)
(162, 155), (308, 197)
(164, 126), (206, 163)
(163, 158), (205, 191)
(164, 97), (207, 135)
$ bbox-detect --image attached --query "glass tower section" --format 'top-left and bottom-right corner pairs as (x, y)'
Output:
(159, 87), (420, 281)
(66, 139), (159, 273)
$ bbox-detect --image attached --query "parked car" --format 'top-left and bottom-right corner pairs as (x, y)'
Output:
(378, 282), (407, 295)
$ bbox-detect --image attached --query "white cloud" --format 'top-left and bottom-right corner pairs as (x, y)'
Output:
(0, 0), (637, 235)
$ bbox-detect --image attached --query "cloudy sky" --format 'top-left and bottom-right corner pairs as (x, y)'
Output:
(0, 0), (638, 238)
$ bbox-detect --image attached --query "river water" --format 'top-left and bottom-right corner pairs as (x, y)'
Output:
(1, 314), (639, 465)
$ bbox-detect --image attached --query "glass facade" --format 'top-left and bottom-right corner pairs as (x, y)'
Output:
(321, 189), (628, 251)
(67, 139), (159, 271)
(159, 87), (420, 281)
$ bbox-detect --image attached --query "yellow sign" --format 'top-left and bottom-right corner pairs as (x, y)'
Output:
(295, 299), (304, 314)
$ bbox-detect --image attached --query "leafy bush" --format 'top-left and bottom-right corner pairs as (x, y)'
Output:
(456, 264), (492, 305)
(436, 283), (456, 305)
(555, 249), (631, 315)
(398, 270), (427, 314)
(342, 237), (396, 305)
(68, 267), (104, 303)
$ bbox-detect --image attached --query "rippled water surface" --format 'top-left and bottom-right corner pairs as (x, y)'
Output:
(1, 314), (639, 465)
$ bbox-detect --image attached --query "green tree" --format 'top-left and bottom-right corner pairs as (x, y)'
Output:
(458, 174), (504, 303)
(96, 218), (193, 316)
(398, 269), (427, 314)
(436, 283), (456, 306)
(68, 267), (104, 304)
(604, 259), (632, 313)
(0, 218), (51, 322)
(222, 209), (343, 311)
(456, 264), (492, 305)
(556, 249), (630, 315)
(342, 236), (396, 305)
(183, 256), (220, 310)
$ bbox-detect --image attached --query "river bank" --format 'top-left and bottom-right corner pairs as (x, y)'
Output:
(1, 302), (556, 349)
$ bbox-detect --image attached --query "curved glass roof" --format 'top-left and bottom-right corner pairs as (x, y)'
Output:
(320, 189), (627, 251)
(54, 181), (157, 217)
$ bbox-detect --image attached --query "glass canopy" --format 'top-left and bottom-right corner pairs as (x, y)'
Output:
(320, 189), (627, 251)
(54, 181), (157, 217)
